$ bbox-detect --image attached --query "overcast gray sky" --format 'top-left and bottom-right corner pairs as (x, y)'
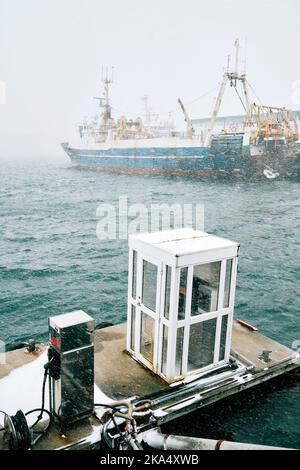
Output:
(0, 0), (299, 161)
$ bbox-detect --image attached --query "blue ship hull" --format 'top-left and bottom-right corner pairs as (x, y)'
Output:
(62, 144), (254, 172)
(61, 142), (300, 180)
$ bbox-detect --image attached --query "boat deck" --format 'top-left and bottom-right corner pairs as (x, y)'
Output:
(0, 320), (299, 450)
(93, 321), (296, 399)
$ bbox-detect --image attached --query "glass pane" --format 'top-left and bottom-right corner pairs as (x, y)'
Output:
(175, 327), (184, 376)
(188, 319), (217, 371)
(223, 259), (233, 308)
(164, 266), (172, 320)
(132, 250), (137, 299)
(178, 267), (188, 320)
(161, 325), (168, 376)
(142, 260), (157, 312)
(191, 262), (221, 315)
(140, 312), (155, 364)
(130, 305), (136, 351)
(219, 315), (228, 361)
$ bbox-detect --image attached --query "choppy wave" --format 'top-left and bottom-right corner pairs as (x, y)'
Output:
(0, 161), (299, 447)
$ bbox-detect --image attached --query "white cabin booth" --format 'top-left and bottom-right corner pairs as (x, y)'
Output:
(127, 228), (240, 384)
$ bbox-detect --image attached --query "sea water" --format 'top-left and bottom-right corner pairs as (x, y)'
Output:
(0, 160), (299, 447)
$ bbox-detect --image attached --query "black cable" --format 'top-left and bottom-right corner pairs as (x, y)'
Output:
(27, 368), (48, 430)
(99, 405), (129, 449)
(25, 409), (52, 435)
(23, 365), (54, 438)
(233, 85), (248, 115)
(0, 410), (31, 449)
(111, 413), (128, 446)
(94, 403), (126, 412)
(95, 401), (133, 447)
(0, 410), (7, 432)
(0, 365), (52, 445)
(104, 411), (128, 449)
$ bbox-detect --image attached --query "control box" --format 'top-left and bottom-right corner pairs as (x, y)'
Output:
(48, 310), (95, 423)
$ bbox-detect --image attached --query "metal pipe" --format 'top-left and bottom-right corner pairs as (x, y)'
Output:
(145, 367), (246, 409)
(142, 429), (293, 451)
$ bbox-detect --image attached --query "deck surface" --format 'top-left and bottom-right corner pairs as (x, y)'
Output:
(231, 321), (294, 371)
(93, 321), (296, 399)
(0, 320), (299, 450)
(94, 323), (168, 400)
(0, 343), (47, 380)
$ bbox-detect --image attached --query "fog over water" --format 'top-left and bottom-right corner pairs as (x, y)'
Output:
(0, 0), (300, 161)
(0, 0), (300, 450)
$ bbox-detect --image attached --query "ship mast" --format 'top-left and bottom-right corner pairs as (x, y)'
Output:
(142, 95), (151, 125)
(234, 38), (240, 75)
(102, 66), (114, 124)
(93, 67), (114, 125)
(205, 39), (251, 145)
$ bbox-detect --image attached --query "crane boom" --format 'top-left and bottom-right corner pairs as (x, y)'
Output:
(178, 98), (194, 139)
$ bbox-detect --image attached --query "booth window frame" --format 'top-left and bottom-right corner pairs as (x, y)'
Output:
(127, 247), (238, 382)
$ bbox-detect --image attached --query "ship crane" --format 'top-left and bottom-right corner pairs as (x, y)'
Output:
(178, 98), (194, 139)
(205, 38), (299, 147)
(205, 39), (251, 146)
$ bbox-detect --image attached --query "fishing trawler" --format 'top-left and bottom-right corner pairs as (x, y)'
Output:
(62, 42), (300, 180)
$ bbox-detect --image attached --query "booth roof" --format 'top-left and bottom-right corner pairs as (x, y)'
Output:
(129, 228), (239, 257)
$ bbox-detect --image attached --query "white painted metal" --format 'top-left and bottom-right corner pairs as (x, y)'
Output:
(127, 229), (239, 383)
(225, 256), (239, 361)
(49, 310), (93, 329)
(126, 248), (134, 352)
(142, 429), (292, 450)
(166, 266), (180, 379)
(157, 264), (167, 374)
(214, 260), (226, 364)
(180, 266), (193, 377)
(134, 253), (162, 372)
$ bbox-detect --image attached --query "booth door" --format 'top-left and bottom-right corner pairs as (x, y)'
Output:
(136, 256), (162, 369)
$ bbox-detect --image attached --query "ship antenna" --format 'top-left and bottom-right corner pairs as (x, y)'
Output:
(227, 55), (231, 73)
(142, 95), (151, 125)
(234, 38), (240, 75)
(243, 37), (247, 75)
(101, 66), (114, 123)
